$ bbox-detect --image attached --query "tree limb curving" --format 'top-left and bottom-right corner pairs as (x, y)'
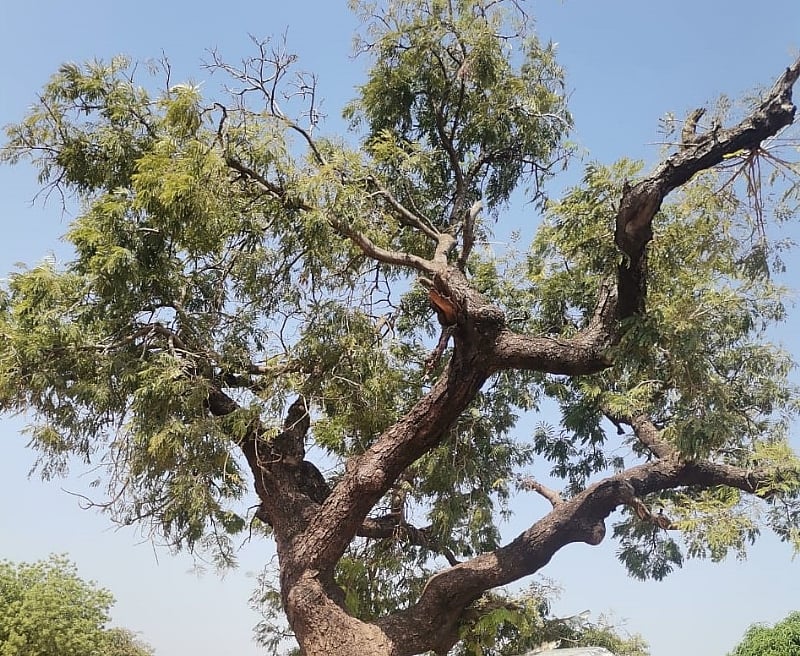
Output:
(615, 56), (800, 318)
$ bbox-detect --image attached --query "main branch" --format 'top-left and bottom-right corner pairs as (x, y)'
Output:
(615, 56), (800, 317)
(378, 454), (796, 655)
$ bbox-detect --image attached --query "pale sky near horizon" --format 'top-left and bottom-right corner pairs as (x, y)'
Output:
(1, 2), (799, 655)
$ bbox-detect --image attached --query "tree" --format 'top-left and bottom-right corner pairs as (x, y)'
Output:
(1, 1), (800, 654)
(0, 556), (153, 656)
(252, 576), (650, 655)
(729, 611), (800, 656)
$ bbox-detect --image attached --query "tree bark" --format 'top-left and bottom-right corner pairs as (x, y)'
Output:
(229, 57), (800, 656)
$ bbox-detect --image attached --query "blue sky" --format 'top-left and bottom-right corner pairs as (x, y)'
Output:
(1, 2), (799, 655)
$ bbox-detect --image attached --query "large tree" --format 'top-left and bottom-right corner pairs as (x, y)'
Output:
(2, 1), (800, 654)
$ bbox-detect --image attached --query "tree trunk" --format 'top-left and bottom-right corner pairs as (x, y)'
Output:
(286, 574), (395, 656)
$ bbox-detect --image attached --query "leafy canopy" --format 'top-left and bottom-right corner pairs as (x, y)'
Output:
(0, 0), (574, 568)
(0, 555), (153, 656)
(1, 0), (800, 652)
(729, 611), (800, 656)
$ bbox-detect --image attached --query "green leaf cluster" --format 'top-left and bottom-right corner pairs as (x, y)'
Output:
(526, 160), (800, 576)
(453, 584), (649, 656)
(0, 3), (562, 574)
(348, 0), (571, 224)
(0, 555), (153, 656)
(1, 0), (799, 647)
(729, 611), (800, 656)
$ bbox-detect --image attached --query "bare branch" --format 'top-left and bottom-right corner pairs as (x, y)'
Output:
(226, 155), (440, 274)
(518, 477), (564, 507)
(491, 280), (618, 375)
(680, 107), (706, 145)
(615, 56), (800, 317)
(366, 175), (440, 242)
(331, 218), (438, 274)
(206, 36), (327, 166)
(423, 326), (455, 375)
(226, 156), (292, 202)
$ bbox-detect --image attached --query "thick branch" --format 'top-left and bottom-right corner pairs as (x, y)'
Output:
(681, 460), (795, 499)
(377, 476), (635, 654)
(380, 454), (797, 654)
(615, 56), (800, 317)
(491, 279), (618, 375)
(294, 346), (492, 576)
(291, 271), (616, 577)
(205, 387), (320, 534)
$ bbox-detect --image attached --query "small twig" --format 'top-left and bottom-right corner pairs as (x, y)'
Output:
(517, 476), (563, 507)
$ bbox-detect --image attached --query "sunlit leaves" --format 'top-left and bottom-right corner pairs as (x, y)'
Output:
(0, 555), (153, 656)
(453, 584), (650, 656)
(728, 611), (800, 656)
(525, 158), (800, 574)
(348, 0), (571, 230)
(1, 4), (799, 645)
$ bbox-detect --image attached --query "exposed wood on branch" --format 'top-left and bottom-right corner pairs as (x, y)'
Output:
(680, 107), (706, 145)
(428, 288), (460, 325)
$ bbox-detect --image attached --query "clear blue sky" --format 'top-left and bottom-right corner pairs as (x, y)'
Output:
(1, 2), (799, 655)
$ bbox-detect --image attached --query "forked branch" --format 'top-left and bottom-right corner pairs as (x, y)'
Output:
(615, 56), (800, 317)
(379, 452), (798, 654)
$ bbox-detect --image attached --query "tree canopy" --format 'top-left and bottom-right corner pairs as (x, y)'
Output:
(0, 556), (153, 656)
(2, 1), (800, 654)
(729, 611), (800, 656)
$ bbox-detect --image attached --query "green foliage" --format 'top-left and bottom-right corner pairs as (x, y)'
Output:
(1, 0), (799, 652)
(453, 584), (649, 656)
(729, 611), (800, 656)
(613, 512), (684, 581)
(0, 555), (153, 656)
(0, 0), (558, 571)
(524, 160), (800, 577)
(347, 0), (571, 222)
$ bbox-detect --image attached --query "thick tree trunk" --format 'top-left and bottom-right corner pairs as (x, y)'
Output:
(286, 575), (395, 656)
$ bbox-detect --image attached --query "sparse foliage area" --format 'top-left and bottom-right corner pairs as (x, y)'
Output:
(2, 1), (800, 654)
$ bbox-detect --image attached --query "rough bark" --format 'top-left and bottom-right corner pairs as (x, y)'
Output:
(615, 57), (800, 317)
(223, 58), (800, 656)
